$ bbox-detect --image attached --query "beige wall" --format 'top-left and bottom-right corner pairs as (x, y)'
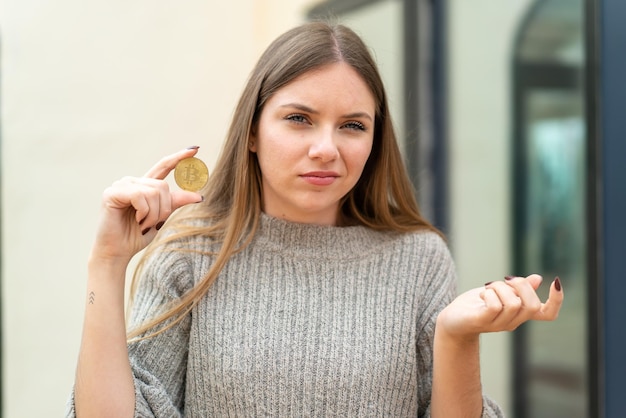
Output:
(0, 1), (315, 416)
(447, 0), (534, 415)
(1, 0), (538, 416)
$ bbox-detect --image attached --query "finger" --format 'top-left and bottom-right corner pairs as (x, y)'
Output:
(131, 181), (202, 226)
(503, 276), (543, 316)
(141, 190), (203, 236)
(534, 277), (564, 321)
(481, 288), (503, 320)
(155, 182), (173, 230)
(486, 280), (522, 306)
(135, 182), (164, 228)
(525, 274), (543, 290)
(485, 281), (524, 329)
(144, 146), (200, 179)
(103, 182), (159, 234)
(119, 178), (169, 225)
(132, 193), (151, 226)
(504, 274), (542, 291)
(170, 190), (204, 211)
(138, 183), (203, 226)
(102, 179), (152, 223)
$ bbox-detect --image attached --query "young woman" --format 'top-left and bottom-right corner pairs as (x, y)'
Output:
(68, 22), (563, 417)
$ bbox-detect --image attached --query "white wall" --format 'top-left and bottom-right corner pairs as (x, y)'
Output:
(0, 1), (315, 416)
(447, 0), (534, 415)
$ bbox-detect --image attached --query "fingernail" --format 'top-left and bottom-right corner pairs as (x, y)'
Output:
(504, 275), (515, 281)
(484, 281), (494, 286)
(141, 227), (151, 235)
(155, 221), (165, 231)
(196, 195), (205, 203)
(186, 145), (200, 150)
(555, 277), (562, 291)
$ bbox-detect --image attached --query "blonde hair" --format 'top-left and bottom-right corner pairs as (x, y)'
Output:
(127, 21), (438, 340)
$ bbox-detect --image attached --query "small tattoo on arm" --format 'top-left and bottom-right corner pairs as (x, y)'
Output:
(89, 291), (95, 304)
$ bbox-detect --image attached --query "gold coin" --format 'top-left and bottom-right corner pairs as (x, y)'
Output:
(174, 157), (209, 191)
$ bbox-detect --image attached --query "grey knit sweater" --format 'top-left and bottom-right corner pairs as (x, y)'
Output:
(67, 214), (503, 417)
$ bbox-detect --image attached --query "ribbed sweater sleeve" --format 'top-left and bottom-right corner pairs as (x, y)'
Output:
(414, 234), (457, 415)
(125, 247), (195, 417)
(411, 236), (503, 418)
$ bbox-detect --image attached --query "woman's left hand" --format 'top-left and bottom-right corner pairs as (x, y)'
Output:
(436, 274), (563, 339)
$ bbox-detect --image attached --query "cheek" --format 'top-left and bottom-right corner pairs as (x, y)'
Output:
(257, 128), (307, 165)
(256, 136), (299, 179)
(347, 142), (374, 173)
(255, 130), (280, 162)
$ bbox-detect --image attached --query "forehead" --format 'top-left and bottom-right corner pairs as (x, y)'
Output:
(268, 62), (376, 109)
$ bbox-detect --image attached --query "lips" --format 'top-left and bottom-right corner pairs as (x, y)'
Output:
(300, 171), (339, 186)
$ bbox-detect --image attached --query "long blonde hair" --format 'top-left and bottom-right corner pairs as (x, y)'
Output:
(127, 21), (438, 340)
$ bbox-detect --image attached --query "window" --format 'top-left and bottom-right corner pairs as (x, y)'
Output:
(512, 1), (588, 416)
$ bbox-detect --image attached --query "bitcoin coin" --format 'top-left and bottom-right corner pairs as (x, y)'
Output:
(174, 157), (209, 191)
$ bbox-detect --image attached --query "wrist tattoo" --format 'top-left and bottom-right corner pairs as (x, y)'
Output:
(88, 291), (95, 304)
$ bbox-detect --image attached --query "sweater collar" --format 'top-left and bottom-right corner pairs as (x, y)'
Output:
(253, 212), (394, 260)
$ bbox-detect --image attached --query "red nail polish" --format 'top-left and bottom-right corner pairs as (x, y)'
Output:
(155, 221), (165, 231)
(186, 145), (200, 150)
(142, 227), (151, 235)
(505, 275), (515, 281)
(484, 281), (493, 286)
(555, 277), (562, 291)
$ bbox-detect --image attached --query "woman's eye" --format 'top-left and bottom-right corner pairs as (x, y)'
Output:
(285, 114), (308, 124)
(343, 121), (366, 131)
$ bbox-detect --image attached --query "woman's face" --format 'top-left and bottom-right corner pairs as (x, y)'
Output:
(250, 62), (375, 226)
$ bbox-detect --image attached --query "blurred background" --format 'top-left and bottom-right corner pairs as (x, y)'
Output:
(1, 0), (622, 416)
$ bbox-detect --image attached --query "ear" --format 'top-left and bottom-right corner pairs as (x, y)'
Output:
(248, 134), (258, 153)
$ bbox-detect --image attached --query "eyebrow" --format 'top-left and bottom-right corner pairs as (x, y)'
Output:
(280, 103), (373, 122)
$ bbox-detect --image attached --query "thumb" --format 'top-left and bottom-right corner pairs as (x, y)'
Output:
(171, 191), (204, 210)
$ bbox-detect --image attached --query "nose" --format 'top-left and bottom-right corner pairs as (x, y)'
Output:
(308, 129), (339, 162)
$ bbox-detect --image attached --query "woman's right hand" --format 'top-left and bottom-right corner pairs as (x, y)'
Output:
(91, 147), (204, 265)
(76, 149), (204, 418)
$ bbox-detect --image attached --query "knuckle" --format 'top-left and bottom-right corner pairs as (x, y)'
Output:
(144, 187), (160, 199)
(486, 304), (503, 316)
(501, 302), (521, 316)
(102, 187), (114, 199)
(157, 179), (171, 192)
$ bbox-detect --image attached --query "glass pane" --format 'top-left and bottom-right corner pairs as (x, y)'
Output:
(517, 0), (584, 65)
(515, 1), (587, 416)
(522, 90), (587, 417)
